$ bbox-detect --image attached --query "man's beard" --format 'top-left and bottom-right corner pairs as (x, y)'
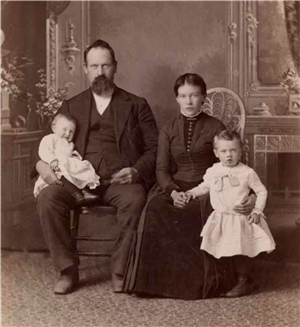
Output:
(91, 75), (114, 95)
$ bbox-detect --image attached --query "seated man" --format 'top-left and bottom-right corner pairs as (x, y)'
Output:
(35, 39), (158, 295)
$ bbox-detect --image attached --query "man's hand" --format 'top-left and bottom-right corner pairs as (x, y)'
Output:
(36, 160), (63, 185)
(233, 194), (256, 215)
(247, 212), (261, 225)
(171, 190), (188, 209)
(110, 167), (140, 185)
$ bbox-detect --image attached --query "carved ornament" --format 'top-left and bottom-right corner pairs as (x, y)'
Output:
(61, 19), (80, 75)
(47, 1), (70, 16)
(228, 22), (238, 42)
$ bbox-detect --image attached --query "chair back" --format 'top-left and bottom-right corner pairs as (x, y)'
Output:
(203, 87), (246, 140)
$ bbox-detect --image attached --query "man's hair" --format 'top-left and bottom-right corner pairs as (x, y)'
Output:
(84, 39), (117, 65)
(213, 130), (243, 149)
(174, 73), (207, 97)
(52, 113), (77, 128)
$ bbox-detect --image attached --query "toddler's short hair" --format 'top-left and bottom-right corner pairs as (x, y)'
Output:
(213, 130), (243, 149)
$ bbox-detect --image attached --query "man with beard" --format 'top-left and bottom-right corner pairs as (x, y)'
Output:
(35, 39), (158, 295)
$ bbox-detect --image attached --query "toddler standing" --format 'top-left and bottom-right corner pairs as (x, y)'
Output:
(186, 130), (276, 297)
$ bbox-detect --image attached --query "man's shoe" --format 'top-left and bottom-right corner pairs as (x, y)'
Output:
(72, 189), (100, 207)
(72, 191), (87, 207)
(222, 275), (254, 298)
(112, 273), (123, 293)
(54, 266), (79, 295)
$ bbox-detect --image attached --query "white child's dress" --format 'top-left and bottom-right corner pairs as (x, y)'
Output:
(33, 134), (100, 197)
(189, 162), (276, 259)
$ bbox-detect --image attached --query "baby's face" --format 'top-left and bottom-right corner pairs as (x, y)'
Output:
(52, 118), (76, 142)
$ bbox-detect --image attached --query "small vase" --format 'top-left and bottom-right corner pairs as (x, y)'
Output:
(1, 89), (12, 132)
(288, 94), (300, 114)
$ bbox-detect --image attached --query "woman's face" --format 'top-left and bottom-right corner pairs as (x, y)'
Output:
(176, 83), (205, 116)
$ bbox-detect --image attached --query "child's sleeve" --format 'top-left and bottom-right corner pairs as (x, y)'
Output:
(248, 170), (268, 213)
(38, 135), (56, 164)
(188, 168), (212, 198)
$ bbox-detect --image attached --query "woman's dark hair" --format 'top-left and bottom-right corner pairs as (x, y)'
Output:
(84, 39), (117, 65)
(174, 73), (207, 97)
(213, 130), (243, 149)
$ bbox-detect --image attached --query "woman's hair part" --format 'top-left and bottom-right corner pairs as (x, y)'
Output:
(174, 73), (207, 97)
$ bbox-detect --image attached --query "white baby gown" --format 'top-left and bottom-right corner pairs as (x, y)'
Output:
(189, 162), (276, 259)
(34, 134), (100, 197)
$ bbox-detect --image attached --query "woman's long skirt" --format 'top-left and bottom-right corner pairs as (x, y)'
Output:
(123, 182), (237, 300)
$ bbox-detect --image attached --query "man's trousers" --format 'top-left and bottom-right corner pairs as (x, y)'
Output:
(37, 183), (147, 276)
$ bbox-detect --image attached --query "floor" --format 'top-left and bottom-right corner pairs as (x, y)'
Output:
(1, 205), (300, 327)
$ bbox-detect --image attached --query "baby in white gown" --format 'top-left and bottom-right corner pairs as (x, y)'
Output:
(34, 113), (100, 205)
(186, 130), (275, 297)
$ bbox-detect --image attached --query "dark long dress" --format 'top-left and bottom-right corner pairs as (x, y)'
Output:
(123, 113), (237, 300)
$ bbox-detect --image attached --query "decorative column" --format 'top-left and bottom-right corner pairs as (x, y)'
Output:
(1, 29), (12, 132)
(61, 19), (80, 75)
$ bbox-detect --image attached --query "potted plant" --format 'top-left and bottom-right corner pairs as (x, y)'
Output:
(1, 53), (33, 131)
(31, 69), (73, 130)
(280, 68), (300, 114)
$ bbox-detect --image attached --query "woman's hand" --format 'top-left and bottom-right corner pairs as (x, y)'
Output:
(171, 190), (188, 208)
(36, 160), (62, 185)
(233, 194), (256, 215)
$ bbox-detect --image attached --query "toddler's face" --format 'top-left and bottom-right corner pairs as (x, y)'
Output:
(214, 138), (242, 167)
(52, 118), (76, 142)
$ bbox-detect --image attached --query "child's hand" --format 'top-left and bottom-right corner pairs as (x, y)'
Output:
(185, 191), (194, 203)
(50, 159), (59, 171)
(247, 212), (261, 225)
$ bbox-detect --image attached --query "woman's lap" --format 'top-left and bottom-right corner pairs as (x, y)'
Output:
(125, 192), (237, 300)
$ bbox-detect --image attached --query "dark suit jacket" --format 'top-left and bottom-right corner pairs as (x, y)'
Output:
(35, 86), (159, 190)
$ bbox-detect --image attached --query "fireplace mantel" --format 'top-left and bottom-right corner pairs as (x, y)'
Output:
(246, 116), (300, 136)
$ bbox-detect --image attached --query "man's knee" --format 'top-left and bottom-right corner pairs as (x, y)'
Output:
(121, 184), (147, 209)
(37, 185), (74, 211)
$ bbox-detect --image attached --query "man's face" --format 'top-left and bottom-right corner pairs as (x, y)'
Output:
(84, 47), (117, 93)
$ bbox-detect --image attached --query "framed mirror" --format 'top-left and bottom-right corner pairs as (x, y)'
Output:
(229, 1), (300, 114)
(257, 1), (297, 86)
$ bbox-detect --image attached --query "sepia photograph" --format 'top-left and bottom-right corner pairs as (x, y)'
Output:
(1, 1), (300, 326)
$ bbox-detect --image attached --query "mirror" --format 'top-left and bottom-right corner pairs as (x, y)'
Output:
(1, 1), (47, 125)
(257, 1), (297, 85)
(229, 0), (300, 114)
(0, 1), (77, 131)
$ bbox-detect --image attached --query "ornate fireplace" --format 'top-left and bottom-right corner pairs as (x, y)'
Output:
(245, 116), (300, 207)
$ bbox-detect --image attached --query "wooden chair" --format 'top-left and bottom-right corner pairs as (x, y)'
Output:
(203, 87), (246, 140)
(71, 206), (118, 257)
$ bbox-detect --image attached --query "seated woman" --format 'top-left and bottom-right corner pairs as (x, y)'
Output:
(123, 73), (255, 300)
